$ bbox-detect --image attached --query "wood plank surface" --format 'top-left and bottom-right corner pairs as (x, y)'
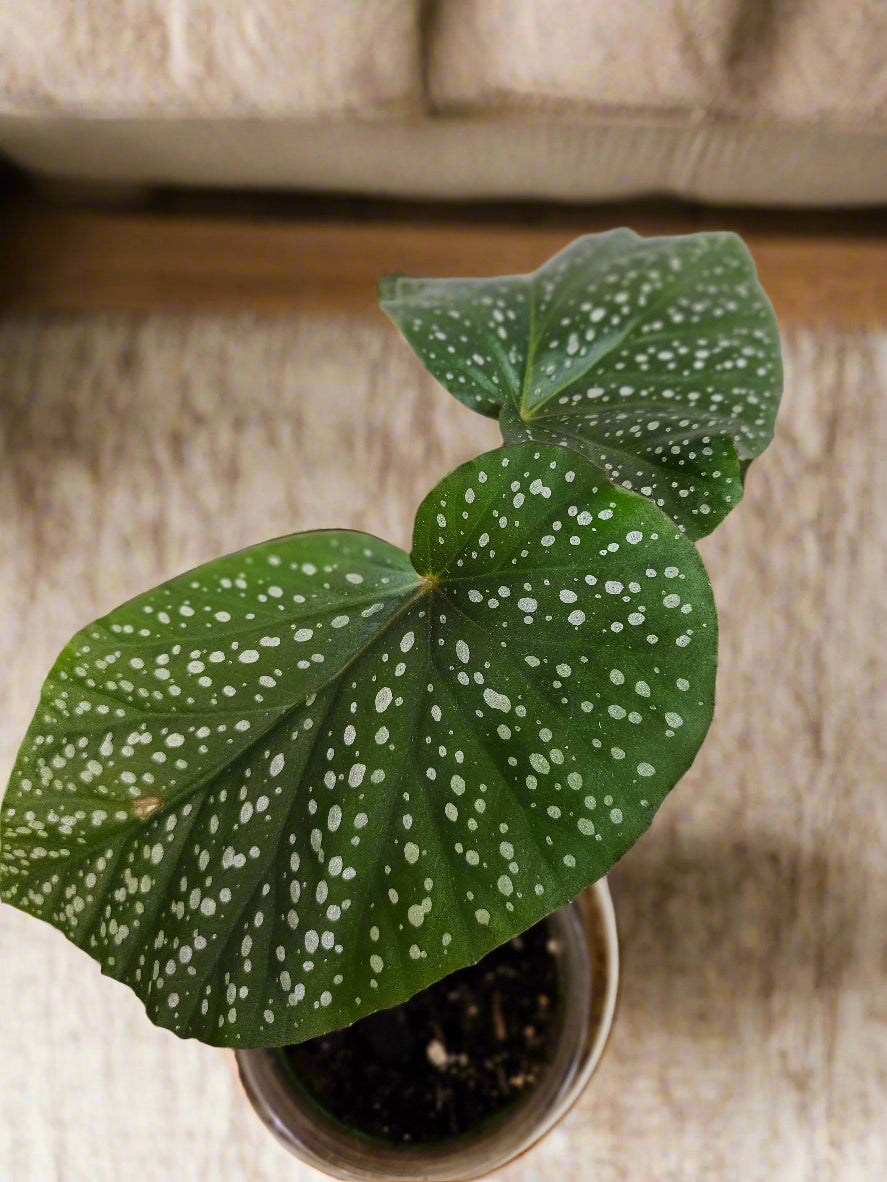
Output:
(1, 202), (886, 325)
(0, 299), (885, 1181)
(1, 192), (886, 1180)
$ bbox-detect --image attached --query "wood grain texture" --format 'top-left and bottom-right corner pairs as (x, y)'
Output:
(0, 309), (885, 1181)
(1, 204), (887, 326)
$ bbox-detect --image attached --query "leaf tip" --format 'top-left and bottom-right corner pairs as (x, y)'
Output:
(377, 273), (405, 305)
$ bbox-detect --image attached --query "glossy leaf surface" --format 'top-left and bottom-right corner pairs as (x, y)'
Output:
(1, 444), (716, 1046)
(380, 230), (782, 538)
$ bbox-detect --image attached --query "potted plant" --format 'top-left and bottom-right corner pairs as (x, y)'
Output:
(0, 229), (782, 1180)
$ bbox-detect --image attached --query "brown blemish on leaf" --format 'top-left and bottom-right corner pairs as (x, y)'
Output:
(132, 795), (164, 821)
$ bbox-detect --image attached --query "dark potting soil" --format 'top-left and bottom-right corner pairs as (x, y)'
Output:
(281, 919), (563, 1144)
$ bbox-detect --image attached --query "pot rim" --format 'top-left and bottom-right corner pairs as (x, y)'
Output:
(235, 877), (619, 1181)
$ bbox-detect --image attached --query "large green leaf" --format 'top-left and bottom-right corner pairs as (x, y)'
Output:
(380, 230), (782, 539)
(1, 444), (716, 1047)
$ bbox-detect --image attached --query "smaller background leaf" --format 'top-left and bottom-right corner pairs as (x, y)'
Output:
(381, 230), (783, 539)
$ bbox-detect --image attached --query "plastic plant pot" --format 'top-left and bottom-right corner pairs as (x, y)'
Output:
(235, 877), (618, 1182)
